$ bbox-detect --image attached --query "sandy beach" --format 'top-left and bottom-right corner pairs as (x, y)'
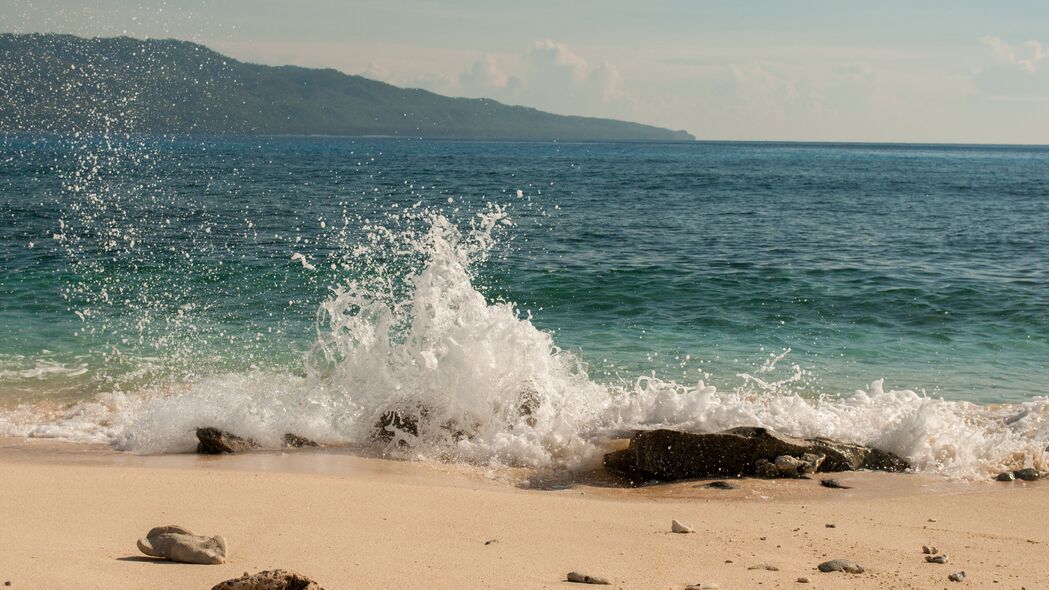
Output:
(1, 439), (1046, 589)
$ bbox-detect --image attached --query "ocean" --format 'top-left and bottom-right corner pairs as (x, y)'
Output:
(1, 135), (1047, 477)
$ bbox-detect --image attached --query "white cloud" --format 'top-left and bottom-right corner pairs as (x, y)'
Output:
(976, 36), (1049, 101)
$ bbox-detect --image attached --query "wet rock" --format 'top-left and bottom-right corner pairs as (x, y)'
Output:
(820, 478), (852, 489)
(282, 433), (319, 448)
(757, 453), (824, 478)
(566, 571), (610, 585)
(926, 554), (949, 564)
(196, 428), (258, 454)
(817, 559), (864, 574)
(703, 480), (740, 490)
(603, 427), (908, 480)
(137, 525), (226, 564)
(922, 545), (938, 555)
(996, 471), (1015, 482)
(373, 410), (420, 443)
(1014, 468), (1040, 481)
(948, 571), (966, 583)
(671, 519), (695, 533)
(211, 569), (324, 590)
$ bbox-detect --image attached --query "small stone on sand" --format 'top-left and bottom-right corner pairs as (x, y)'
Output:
(925, 554), (949, 564)
(137, 525), (227, 565)
(996, 471), (1016, 482)
(825, 523), (836, 528)
(818, 559), (864, 574)
(922, 545), (938, 555)
(484, 539), (497, 545)
(748, 564), (779, 571)
(797, 577), (810, 583)
(704, 481), (739, 490)
(685, 584), (719, 590)
(671, 519), (695, 533)
(1014, 468), (1040, 481)
(566, 571), (610, 585)
(948, 571), (966, 582)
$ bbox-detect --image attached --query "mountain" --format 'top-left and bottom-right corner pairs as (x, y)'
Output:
(0, 33), (694, 141)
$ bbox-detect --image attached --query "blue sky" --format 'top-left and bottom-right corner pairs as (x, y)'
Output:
(5, 1), (1049, 143)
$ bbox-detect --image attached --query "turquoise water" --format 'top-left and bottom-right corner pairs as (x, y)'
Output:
(3, 136), (1046, 402)
(1, 135), (1048, 474)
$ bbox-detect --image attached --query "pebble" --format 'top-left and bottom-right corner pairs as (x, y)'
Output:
(825, 523), (836, 528)
(949, 571), (966, 582)
(925, 554), (949, 564)
(819, 478), (852, 489)
(484, 539), (497, 545)
(705, 480), (740, 490)
(817, 559), (865, 574)
(685, 584), (719, 590)
(797, 577), (810, 583)
(996, 471), (1016, 482)
(671, 519), (695, 534)
(922, 545), (938, 555)
(566, 572), (610, 585)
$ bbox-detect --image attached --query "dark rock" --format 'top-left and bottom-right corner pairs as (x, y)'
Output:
(996, 471), (1015, 482)
(1013, 468), (1040, 481)
(566, 571), (610, 585)
(797, 577), (810, 583)
(604, 427), (909, 480)
(196, 427), (258, 454)
(282, 433), (319, 448)
(948, 571), (966, 583)
(703, 480), (740, 490)
(817, 559), (864, 574)
(373, 410), (420, 443)
(211, 569), (324, 590)
(820, 478), (852, 489)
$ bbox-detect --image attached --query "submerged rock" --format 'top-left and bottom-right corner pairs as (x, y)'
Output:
(196, 427), (258, 454)
(1013, 468), (1040, 481)
(604, 427), (908, 481)
(566, 571), (610, 585)
(211, 569), (324, 590)
(137, 525), (226, 564)
(817, 559), (864, 574)
(282, 433), (320, 448)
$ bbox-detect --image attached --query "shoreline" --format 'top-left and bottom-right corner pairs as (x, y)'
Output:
(2, 438), (1048, 589)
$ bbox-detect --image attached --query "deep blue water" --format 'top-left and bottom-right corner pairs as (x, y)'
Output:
(2, 135), (1048, 404)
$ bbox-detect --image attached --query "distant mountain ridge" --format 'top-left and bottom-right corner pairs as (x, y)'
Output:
(0, 33), (694, 141)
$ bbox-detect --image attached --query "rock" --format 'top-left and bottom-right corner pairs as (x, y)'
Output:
(748, 564), (779, 571)
(755, 459), (780, 478)
(282, 433), (319, 448)
(1014, 468), (1040, 481)
(671, 519), (695, 533)
(825, 523), (836, 528)
(137, 525), (226, 564)
(948, 571), (966, 583)
(196, 428), (258, 454)
(484, 539), (497, 545)
(820, 478), (852, 489)
(373, 410), (420, 443)
(797, 577), (810, 583)
(566, 571), (610, 585)
(925, 554), (949, 564)
(817, 559), (864, 574)
(704, 480), (740, 490)
(686, 584), (720, 590)
(603, 427), (908, 481)
(996, 471), (1015, 482)
(922, 545), (938, 555)
(777, 453), (826, 476)
(211, 569), (324, 590)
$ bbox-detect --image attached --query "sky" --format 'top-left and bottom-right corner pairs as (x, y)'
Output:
(4, 0), (1049, 143)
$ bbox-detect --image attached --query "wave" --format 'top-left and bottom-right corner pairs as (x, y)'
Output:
(2, 207), (1047, 479)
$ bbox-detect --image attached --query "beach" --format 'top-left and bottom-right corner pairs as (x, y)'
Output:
(1, 439), (1046, 589)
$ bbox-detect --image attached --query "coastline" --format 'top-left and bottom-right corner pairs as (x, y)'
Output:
(1, 439), (1047, 589)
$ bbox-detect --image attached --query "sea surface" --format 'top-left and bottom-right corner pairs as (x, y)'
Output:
(1, 135), (1048, 477)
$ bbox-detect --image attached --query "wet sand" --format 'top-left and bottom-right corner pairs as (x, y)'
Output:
(1, 437), (1047, 589)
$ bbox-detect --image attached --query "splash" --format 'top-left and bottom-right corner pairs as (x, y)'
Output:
(2, 204), (1048, 479)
